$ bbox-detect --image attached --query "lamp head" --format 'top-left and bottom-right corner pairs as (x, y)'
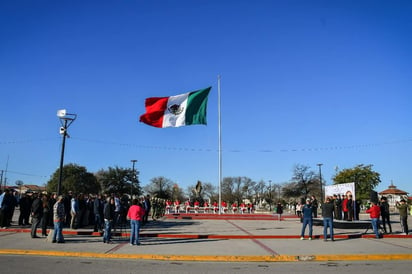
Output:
(57, 109), (67, 117)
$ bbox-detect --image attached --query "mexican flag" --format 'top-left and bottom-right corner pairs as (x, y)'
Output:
(139, 87), (211, 128)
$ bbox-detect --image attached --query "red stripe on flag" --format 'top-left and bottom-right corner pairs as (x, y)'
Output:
(139, 96), (169, 128)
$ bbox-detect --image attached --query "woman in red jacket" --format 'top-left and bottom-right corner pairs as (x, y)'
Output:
(366, 201), (381, 239)
(127, 199), (145, 246)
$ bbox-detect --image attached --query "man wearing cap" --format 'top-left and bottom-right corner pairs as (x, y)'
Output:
(380, 196), (392, 234)
(30, 192), (43, 238)
(396, 199), (409, 235)
(300, 198), (314, 240)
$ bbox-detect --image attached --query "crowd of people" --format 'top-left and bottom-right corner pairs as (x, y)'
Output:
(297, 194), (410, 241)
(294, 193), (363, 221)
(0, 189), (153, 246)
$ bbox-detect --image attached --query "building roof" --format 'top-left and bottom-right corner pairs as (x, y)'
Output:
(20, 185), (46, 193)
(379, 183), (408, 195)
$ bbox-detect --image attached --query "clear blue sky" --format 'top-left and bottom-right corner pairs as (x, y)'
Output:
(1, 0), (411, 195)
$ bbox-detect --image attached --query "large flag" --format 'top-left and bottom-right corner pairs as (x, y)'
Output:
(139, 87), (211, 128)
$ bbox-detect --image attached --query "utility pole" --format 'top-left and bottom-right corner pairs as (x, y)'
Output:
(268, 180), (272, 211)
(0, 170), (3, 191)
(317, 163), (323, 203)
(131, 160), (137, 197)
(57, 109), (77, 196)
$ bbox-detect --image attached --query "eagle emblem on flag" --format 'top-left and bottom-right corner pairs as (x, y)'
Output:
(168, 104), (184, 115)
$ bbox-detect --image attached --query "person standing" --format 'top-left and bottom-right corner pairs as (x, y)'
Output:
(300, 198), (313, 240)
(103, 197), (115, 244)
(114, 194), (121, 228)
(380, 197), (392, 234)
(0, 190), (6, 228)
(347, 194), (354, 221)
(93, 194), (103, 232)
(18, 193), (31, 226)
(127, 199), (145, 246)
(296, 201), (303, 223)
(30, 193), (43, 238)
(41, 194), (50, 237)
(52, 195), (65, 243)
(142, 195), (151, 225)
(334, 194), (342, 220)
(396, 199), (409, 235)
(70, 194), (79, 229)
(276, 202), (283, 221)
(366, 201), (381, 239)
(310, 196), (318, 218)
(0, 189), (13, 228)
(321, 197), (335, 241)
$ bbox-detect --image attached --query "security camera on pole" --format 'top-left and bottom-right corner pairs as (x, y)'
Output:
(56, 109), (77, 196)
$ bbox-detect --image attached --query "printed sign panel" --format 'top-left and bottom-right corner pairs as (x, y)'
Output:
(324, 182), (356, 200)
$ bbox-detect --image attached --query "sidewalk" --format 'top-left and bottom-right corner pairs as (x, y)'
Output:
(0, 213), (411, 262)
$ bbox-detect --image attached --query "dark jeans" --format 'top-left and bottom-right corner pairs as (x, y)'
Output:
(400, 216), (408, 234)
(301, 218), (313, 237)
(312, 208), (318, 218)
(94, 213), (102, 232)
(381, 214), (392, 233)
(18, 211), (30, 226)
(41, 212), (49, 235)
(323, 217), (334, 240)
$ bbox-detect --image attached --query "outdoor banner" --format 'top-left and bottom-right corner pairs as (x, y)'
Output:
(324, 182), (356, 200)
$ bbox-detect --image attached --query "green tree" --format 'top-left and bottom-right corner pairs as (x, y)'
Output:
(46, 163), (99, 194)
(332, 164), (381, 200)
(96, 166), (141, 195)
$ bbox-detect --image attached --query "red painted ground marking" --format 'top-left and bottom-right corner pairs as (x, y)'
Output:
(225, 219), (280, 256)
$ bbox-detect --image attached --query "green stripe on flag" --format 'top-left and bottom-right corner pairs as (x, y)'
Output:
(185, 87), (211, 125)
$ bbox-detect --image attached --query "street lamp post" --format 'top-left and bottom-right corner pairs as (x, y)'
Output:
(268, 180), (272, 211)
(317, 163), (323, 203)
(131, 160), (137, 197)
(57, 109), (77, 196)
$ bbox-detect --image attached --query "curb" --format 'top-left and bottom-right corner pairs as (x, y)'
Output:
(0, 249), (411, 262)
(1, 228), (411, 239)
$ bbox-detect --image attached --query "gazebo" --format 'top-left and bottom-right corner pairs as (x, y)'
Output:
(379, 182), (409, 210)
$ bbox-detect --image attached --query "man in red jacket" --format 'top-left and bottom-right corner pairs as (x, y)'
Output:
(366, 201), (381, 239)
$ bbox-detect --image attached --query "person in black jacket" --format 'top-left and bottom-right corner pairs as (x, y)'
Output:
(276, 202), (283, 221)
(40, 194), (50, 237)
(18, 193), (31, 226)
(321, 197), (335, 241)
(30, 193), (43, 238)
(93, 194), (103, 232)
(103, 197), (115, 244)
(311, 196), (318, 218)
(380, 197), (392, 234)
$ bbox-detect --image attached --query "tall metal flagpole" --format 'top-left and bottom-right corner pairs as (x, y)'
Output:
(218, 75), (222, 214)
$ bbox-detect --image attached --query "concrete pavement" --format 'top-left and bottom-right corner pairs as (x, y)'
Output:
(0, 213), (411, 262)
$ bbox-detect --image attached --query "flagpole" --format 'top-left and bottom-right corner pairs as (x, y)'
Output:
(218, 75), (222, 214)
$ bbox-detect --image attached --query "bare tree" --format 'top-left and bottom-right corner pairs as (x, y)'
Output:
(143, 176), (174, 199)
(283, 164), (320, 201)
